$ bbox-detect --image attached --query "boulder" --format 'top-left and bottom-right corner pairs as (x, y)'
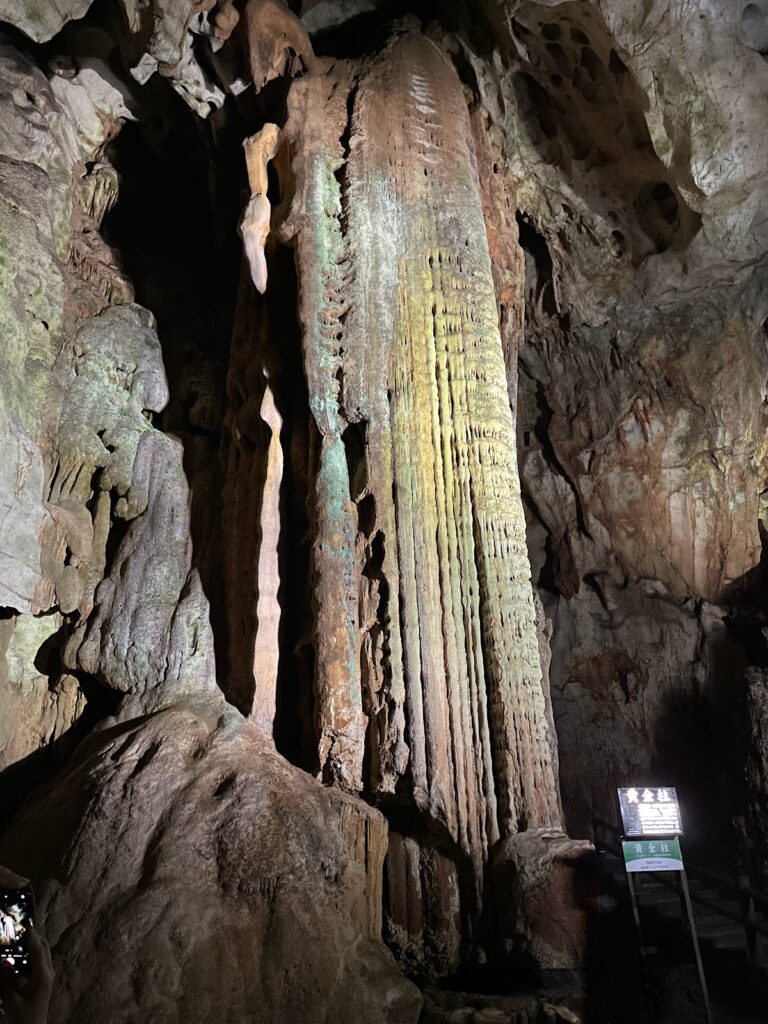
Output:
(491, 829), (593, 974)
(0, 702), (422, 1024)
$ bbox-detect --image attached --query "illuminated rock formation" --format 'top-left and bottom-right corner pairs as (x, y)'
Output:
(269, 32), (562, 949)
(1, 0), (768, 1020)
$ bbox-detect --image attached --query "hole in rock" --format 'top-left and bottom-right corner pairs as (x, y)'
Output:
(342, 420), (368, 501)
(513, 72), (560, 146)
(357, 493), (377, 539)
(511, 6), (702, 261)
(212, 774), (237, 799)
(266, 160), (282, 205)
(742, 2), (768, 54)
(579, 46), (602, 82)
(650, 181), (679, 222)
(634, 180), (686, 252)
(516, 213), (557, 316)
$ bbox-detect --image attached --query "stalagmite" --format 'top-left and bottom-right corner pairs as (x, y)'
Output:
(250, 378), (283, 729)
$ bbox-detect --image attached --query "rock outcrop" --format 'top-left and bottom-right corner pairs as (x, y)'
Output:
(467, 0), (768, 850)
(0, 703), (421, 1024)
(491, 828), (593, 973)
(0, 38), (131, 790)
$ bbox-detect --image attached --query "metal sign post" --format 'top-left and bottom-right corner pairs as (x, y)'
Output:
(624, 866), (654, 1024)
(617, 789), (713, 1024)
(678, 869), (713, 1024)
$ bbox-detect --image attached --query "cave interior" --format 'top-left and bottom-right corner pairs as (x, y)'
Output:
(0, 0), (768, 1022)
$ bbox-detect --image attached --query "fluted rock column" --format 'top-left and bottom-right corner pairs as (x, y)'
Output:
(280, 29), (561, 877)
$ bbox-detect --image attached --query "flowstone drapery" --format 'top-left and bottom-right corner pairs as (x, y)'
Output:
(244, 30), (562, 939)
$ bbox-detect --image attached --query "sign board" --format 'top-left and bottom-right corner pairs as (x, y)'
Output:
(622, 838), (684, 873)
(618, 787), (682, 837)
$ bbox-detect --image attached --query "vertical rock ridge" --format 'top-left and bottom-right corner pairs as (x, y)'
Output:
(251, 376), (283, 729)
(285, 60), (367, 791)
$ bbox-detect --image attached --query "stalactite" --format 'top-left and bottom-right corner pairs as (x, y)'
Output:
(240, 123), (281, 294)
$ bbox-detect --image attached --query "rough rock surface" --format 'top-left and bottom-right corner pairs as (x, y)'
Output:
(465, 0), (768, 848)
(244, 0), (314, 91)
(0, 702), (422, 1024)
(0, 32), (221, 785)
(0, 0), (289, 116)
(491, 828), (593, 972)
(517, 274), (767, 839)
(0, 43), (129, 615)
(383, 832), (462, 981)
(0, 38), (132, 789)
(0, 0), (95, 43)
(0, 615), (83, 780)
(746, 668), (768, 886)
(421, 989), (580, 1024)
(0, 24), (420, 1021)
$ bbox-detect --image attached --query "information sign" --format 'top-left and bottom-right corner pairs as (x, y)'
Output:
(618, 786), (682, 837)
(622, 838), (684, 873)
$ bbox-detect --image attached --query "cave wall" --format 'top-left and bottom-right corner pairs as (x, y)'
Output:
(0, 37), (134, 800)
(466, 0), (768, 857)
